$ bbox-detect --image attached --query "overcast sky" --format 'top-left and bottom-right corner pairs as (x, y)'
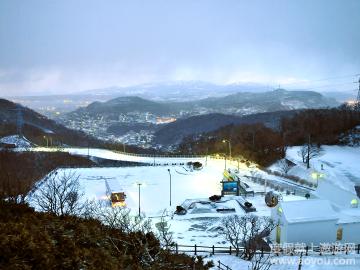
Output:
(0, 0), (359, 96)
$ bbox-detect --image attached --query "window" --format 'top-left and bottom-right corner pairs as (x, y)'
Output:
(336, 228), (343, 241)
(276, 225), (281, 243)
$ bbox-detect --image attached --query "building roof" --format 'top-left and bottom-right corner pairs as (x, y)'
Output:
(337, 207), (360, 224)
(279, 199), (338, 223)
(315, 181), (359, 209)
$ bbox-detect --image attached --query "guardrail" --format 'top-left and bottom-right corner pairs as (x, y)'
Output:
(112, 150), (206, 159)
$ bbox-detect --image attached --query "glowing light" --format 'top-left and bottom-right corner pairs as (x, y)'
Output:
(112, 201), (126, 207)
(346, 100), (357, 105)
(351, 199), (358, 206)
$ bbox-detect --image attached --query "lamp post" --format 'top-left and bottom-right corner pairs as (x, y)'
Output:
(222, 139), (232, 159)
(311, 172), (324, 187)
(168, 169), (172, 206)
(137, 183), (142, 216)
(43, 136), (48, 147)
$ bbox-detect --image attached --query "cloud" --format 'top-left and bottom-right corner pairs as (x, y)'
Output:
(0, 0), (359, 96)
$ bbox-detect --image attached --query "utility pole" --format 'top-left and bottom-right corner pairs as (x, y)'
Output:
(306, 134), (311, 169)
(137, 183), (142, 216)
(16, 106), (23, 137)
(87, 138), (90, 157)
(168, 169), (172, 206)
(10, 106), (24, 137)
(43, 136), (49, 147)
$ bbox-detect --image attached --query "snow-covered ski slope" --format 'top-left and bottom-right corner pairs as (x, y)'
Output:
(285, 146), (360, 194)
(31, 147), (205, 165)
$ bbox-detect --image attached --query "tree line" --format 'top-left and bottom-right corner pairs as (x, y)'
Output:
(178, 106), (360, 166)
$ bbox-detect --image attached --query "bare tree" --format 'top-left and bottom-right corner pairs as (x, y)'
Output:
(33, 171), (85, 216)
(155, 210), (174, 249)
(90, 200), (152, 234)
(250, 252), (273, 270)
(298, 143), (320, 168)
(278, 159), (292, 175)
(297, 145), (307, 163)
(221, 215), (276, 260)
(306, 144), (320, 169)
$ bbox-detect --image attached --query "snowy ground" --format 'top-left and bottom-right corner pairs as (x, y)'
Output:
(28, 156), (304, 247)
(26, 145), (360, 269)
(284, 146), (360, 194)
(206, 254), (360, 270)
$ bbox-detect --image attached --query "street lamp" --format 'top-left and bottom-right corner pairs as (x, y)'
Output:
(168, 169), (172, 206)
(311, 172), (324, 187)
(43, 136), (48, 147)
(222, 139), (232, 159)
(137, 183), (142, 216)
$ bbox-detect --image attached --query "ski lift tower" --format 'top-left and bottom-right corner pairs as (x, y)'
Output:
(10, 105), (24, 137)
(356, 77), (360, 111)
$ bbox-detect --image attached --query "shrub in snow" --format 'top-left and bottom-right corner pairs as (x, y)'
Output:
(209, 195), (222, 202)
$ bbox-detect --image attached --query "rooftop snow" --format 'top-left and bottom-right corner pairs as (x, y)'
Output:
(279, 199), (338, 223)
(0, 135), (32, 148)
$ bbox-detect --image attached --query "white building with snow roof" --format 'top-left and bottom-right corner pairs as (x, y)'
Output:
(271, 199), (360, 245)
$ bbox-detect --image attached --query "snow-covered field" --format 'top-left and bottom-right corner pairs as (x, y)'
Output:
(285, 146), (360, 194)
(26, 145), (360, 269)
(28, 155), (304, 247)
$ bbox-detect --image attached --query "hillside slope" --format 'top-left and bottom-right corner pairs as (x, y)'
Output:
(0, 98), (99, 147)
(154, 110), (298, 146)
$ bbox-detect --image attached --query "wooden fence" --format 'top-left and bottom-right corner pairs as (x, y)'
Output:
(167, 243), (360, 257)
(217, 260), (232, 270)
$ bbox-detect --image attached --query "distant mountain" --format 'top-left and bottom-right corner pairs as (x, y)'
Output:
(9, 81), (344, 118)
(67, 88), (338, 120)
(81, 81), (271, 102)
(153, 110), (299, 147)
(77, 96), (173, 117)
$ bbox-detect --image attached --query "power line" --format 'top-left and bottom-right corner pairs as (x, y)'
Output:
(279, 73), (360, 87)
(294, 82), (355, 91)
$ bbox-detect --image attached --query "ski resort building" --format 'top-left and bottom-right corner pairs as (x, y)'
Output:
(271, 199), (360, 245)
(105, 179), (126, 207)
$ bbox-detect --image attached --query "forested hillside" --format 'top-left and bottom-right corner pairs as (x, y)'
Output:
(178, 106), (360, 166)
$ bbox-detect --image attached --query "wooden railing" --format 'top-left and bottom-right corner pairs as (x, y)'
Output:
(166, 243), (360, 257)
(217, 260), (232, 270)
